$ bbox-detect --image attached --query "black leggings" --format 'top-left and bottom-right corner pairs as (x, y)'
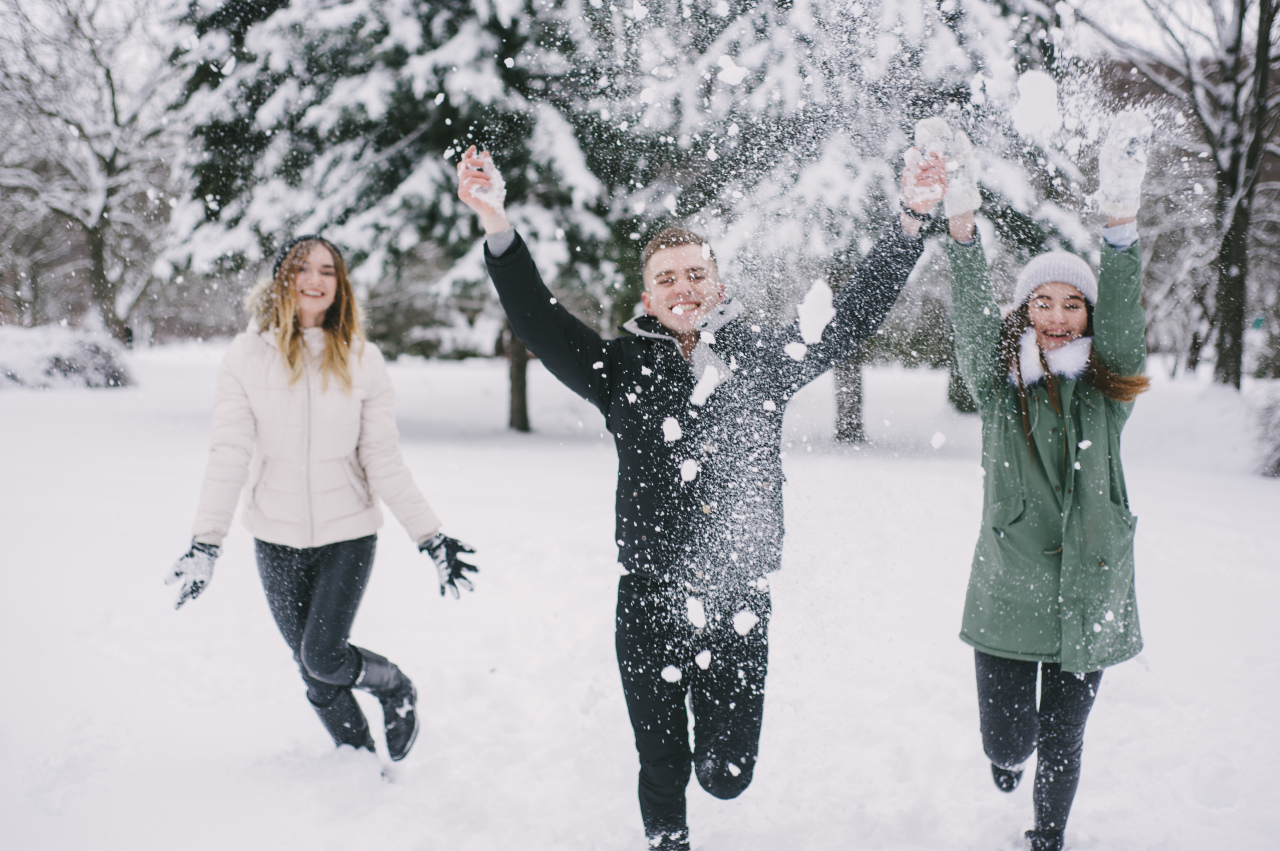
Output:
(615, 573), (771, 837)
(256, 536), (377, 725)
(975, 650), (1103, 836)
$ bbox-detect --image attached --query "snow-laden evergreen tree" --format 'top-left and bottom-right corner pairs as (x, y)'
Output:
(0, 0), (185, 343)
(532, 0), (1087, 428)
(171, 0), (616, 356)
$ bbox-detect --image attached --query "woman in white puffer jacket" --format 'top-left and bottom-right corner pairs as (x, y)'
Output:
(167, 235), (478, 762)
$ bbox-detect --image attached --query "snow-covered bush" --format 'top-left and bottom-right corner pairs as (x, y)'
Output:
(0, 325), (132, 389)
(1255, 382), (1280, 477)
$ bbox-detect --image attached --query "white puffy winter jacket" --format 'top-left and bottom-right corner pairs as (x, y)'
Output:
(191, 328), (441, 549)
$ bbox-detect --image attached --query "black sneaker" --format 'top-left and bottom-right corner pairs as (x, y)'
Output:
(991, 762), (1023, 792)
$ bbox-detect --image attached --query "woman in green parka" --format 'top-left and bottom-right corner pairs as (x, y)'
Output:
(931, 112), (1154, 851)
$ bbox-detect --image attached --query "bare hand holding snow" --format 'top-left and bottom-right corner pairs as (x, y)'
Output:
(456, 145), (508, 229)
(901, 148), (946, 212)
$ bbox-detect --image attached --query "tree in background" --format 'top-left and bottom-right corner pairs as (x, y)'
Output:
(171, 0), (619, 429)
(1072, 0), (1279, 388)
(0, 0), (183, 343)
(537, 0), (1095, 432)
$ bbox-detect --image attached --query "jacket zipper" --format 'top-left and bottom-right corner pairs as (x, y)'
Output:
(305, 363), (315, 546)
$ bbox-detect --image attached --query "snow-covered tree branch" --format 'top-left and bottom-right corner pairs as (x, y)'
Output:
(0, 0), (186, 342)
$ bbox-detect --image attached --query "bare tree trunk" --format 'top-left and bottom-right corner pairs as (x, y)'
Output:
(85, 223), (129, 343)
(1213, 198), (1250, 388)
(506, 320), (530, 432)
(834, 346), (866, 443)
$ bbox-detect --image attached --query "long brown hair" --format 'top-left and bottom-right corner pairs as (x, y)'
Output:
(244, 237), (364, 393)
(998, 303), (1150, 442)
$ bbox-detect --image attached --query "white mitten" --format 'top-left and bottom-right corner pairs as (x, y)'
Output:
(1097, 111), (1152, 218)
(944, 129), (981, 217)
(468, 153), (507, 212)
(914, 117), (952, 159)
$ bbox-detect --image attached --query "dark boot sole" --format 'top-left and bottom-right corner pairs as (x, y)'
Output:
(384, 683), (419, 762)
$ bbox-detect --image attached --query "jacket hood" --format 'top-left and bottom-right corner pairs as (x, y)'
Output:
(623, 299), (744, 405)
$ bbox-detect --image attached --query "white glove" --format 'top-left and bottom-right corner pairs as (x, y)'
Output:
(1097, 111), (1152, 218)
(944, 128), (981, 218)
(166, 540), (218, 609)
(913, 117), (981, 217)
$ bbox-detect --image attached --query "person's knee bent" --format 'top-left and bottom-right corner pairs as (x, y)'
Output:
(300, 636), (356, 686)
(304, 677), (344, 707)
(695, 755), (754, 799)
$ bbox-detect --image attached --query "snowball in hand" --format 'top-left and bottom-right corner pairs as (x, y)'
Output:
(943, 128), (981, 218)
(468, 153), (507, 210)
(1098, 111), (1152, 219)
(914, 116), (952, 157)
(902, 148), (945, 209)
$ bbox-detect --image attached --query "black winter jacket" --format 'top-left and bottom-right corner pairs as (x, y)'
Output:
(485, 229), (922, 585)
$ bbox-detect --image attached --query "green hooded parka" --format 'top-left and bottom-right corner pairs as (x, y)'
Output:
(948, 235), (1146, 673)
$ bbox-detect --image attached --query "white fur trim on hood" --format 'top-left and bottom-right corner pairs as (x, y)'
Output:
(1011, 327), (1092, 385)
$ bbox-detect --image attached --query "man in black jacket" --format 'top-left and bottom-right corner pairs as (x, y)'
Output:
(457, 145), (942, 849)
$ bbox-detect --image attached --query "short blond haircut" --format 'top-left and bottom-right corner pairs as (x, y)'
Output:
(640, 226), (718, 278)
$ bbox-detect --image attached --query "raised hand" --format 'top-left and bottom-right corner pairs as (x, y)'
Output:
(456, 145), (510, 233)
(901, 147), (948, 215)
(166, 541), (219, 609)
(420, 533), (479, 599)
(1098, 111), (1152, 221)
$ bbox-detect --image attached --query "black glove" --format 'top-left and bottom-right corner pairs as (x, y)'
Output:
(420, 533), (478, 599)
(166, 540), (220, 609)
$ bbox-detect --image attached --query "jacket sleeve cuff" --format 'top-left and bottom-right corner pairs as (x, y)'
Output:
(1102, 220), (1138, 250)
(485, 228), (517, 258)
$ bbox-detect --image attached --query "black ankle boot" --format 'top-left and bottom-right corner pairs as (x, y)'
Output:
(354, 648), (419, 761)
(991, 762), (1024, 792)
(1025, 828), (1064, 851)
(646, 828), (690, 851)
(309, 689), (375, 752)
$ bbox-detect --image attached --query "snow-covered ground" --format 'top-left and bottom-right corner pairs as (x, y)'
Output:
(2, 344), (1277, 850)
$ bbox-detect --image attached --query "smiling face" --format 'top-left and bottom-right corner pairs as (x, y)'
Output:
(640, 243), (724, 336)
(1028, 281), (1089, 351)
(292, 242), (338, 328)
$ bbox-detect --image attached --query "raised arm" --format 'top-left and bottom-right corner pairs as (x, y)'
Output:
(945, 227), (1004, 404)
(789, 226), (924, 384)
(456, 145), (615, 411)
(484, 232), (615, 411)
(1092, 234), (1145, 376)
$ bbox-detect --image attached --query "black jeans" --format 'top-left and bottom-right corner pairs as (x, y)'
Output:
(256, 536), (377, 733)
(616, 573), (771, 837)
(975, 649), (1103, 836)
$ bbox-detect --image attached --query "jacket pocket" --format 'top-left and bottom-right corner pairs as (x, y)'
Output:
(987, 495), (1027, 530)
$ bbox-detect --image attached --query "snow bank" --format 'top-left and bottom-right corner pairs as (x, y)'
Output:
(0, 325), (131, 389)
(2, 349), (1278, 850)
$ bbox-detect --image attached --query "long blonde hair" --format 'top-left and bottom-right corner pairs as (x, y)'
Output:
(244, 237), (364, 393)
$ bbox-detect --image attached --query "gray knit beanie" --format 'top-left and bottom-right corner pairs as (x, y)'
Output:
(1012, 251), (1097, 307)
